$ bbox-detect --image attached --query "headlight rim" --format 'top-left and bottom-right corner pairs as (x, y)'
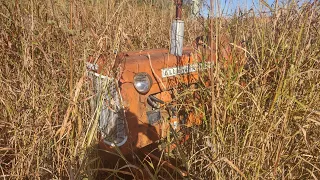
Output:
(133, 72), (153, 94)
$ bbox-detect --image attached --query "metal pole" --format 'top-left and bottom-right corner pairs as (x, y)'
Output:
(175, 0), (183, 19)
(170, 0), (184, 56)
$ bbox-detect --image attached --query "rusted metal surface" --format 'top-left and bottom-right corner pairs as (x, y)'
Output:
(97, 48), (205, 156)
(88, 35), (244, 157)
(175, 0), (183, 20)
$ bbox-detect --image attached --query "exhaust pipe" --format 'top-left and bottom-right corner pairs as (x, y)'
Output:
(170, 0), (184, 56)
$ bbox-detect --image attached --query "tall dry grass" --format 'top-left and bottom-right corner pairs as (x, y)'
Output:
(0, 0), (198, 179)
(0, 0), (320, 179)
(181, 1), (320, 179)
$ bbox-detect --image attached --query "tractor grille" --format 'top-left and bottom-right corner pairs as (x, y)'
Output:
(88, 70), (127, 147)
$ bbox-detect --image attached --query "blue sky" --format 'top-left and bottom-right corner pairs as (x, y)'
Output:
(201, 0), (276, 16)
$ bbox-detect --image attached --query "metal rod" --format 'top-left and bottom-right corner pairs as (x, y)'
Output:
(149, 95), (164, 104)
(175, 0), (182, 20)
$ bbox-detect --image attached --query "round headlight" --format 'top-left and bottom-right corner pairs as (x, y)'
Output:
(133, 72), (152, 94)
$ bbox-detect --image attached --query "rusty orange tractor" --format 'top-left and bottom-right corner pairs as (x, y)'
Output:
(86, 1), (243, 172)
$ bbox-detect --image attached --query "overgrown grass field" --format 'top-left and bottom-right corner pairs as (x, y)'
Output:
(1, 0), (320, 179)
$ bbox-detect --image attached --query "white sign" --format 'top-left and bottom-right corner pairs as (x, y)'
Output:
(161, 62), (211, 78)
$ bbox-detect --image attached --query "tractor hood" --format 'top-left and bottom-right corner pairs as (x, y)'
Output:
(115, 47), (211, 95)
